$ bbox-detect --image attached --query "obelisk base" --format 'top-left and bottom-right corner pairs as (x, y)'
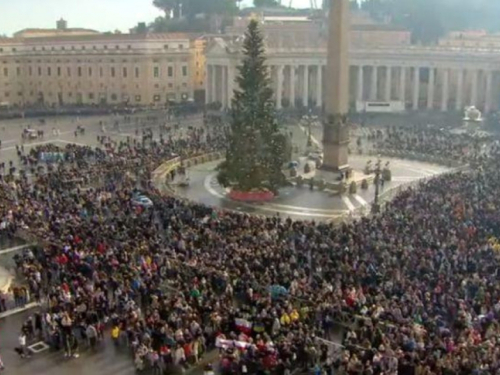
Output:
(322, 145), (349, 172)
(322, 113), (350, 172)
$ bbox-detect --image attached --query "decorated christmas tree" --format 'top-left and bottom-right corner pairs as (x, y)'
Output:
(217, 20), (287, 195)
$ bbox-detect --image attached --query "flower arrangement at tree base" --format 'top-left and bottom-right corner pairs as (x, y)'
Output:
(228, 189), (275, 202)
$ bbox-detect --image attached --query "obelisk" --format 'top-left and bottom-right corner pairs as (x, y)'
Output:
(322, 0), (350, 172)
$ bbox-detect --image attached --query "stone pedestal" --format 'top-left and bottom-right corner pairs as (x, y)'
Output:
(323, 114), (350, 171)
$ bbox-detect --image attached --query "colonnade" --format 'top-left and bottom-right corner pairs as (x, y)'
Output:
(206, 62), (497, 113)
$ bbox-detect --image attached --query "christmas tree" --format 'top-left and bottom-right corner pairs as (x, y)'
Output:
(217, 20), (287, 194)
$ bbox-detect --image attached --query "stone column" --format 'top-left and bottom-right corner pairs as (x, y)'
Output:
(316, 65), (323, 108)
(205, 64), (212, 104)
(302, 65), (309, 107)
(400, 66), (406, 105)
(276, 65), (284, 109)
(221, 66), (228, 108)
(290, 65), (296, 108)
(427, 67), (435, 110)
(485, 71), (493, 113)
(210, 64), (217, 104)
(470, 69), (478, 106)
(412, 67), (420, 110)
(385, 66), (392, 102)
(456, 69), (464, 111)
(441, 68), (449, 112)
(357, 66), (364, 101)
(228, 64), (235, 108)
(370, 66), (378, 101)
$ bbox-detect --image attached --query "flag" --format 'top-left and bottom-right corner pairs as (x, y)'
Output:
(235, 318), (252, 334)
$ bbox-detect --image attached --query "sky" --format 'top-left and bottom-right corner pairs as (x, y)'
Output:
(0, 0), (313, 36)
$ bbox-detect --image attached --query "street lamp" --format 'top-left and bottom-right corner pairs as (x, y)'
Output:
(371, 158), (382, 214)
(302, 110), (317, 150)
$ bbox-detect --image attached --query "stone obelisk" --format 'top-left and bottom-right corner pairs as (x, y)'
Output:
(322, 0), (350, 172)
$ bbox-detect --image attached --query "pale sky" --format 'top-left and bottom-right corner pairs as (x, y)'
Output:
(0, 0), (313, 36)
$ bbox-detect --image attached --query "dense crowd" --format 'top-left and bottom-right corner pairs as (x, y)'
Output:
(3, 122), (500, 375)
(358, 125), (492, 166)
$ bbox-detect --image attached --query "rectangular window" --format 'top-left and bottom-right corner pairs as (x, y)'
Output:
(99, 67), (103, 77)
(179, 44), (183, 49)
(182, 66), (187, 76)
(168, 66), (173, 77)
(3, 67), (7, 77)
(67, 67), (71, 76)
(135, 67), (139, 78)
(16, 67), (20, 76)
(38, 67), (42, 76)
(47, 67), (51, 76)
(78, 67), (82, 77)
(29, 67), (32, 76)
(153, 66), (159, 78)
(88, 67), (92, 77)
(123, 67), (127, 78)
(111, 67), (115, 77)
(88, 93), (94, 99)
(57, 67), (61, 76)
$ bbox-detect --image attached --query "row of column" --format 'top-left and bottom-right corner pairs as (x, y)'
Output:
(207, 63), (496, 113)
(357, 65), (495, 112)
(206, 63), (324, 110)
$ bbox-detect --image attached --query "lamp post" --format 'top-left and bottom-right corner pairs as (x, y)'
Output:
(371, 158), (382, 214)
(302, 110), (317, 150)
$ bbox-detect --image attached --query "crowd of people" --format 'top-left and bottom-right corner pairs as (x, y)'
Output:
(2, 120), (500, 375)
(355, 124), (491, 167)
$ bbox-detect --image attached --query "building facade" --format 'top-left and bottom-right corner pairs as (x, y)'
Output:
(206, 24), (500, 114)
(0, 30), (199, 107)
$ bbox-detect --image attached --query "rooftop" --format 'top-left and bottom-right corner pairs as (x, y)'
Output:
(0, 32), (194, 45)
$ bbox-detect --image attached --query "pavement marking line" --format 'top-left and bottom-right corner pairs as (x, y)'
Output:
(341, 195), (356, 211)
(0, 243), (35, 255)
(0, 302), (40, 319)
(204, 174), (225, 199)
(394, 161), (447, 176)
(1, 140), (56, 151)
(210, 175), (346, 214)
(28, 341), (50, 354)
(203, 174), (346, 218)
(353, 194), (368, 206)
(2, 139), (17, 145)
(393, 177), (422, 182)
(260, 201), (348, 214)
(242, 204), (345, 218)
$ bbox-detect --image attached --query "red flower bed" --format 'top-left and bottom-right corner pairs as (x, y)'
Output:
(228, 190), (275, 202)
